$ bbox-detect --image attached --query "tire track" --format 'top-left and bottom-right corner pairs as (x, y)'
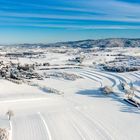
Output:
(38, 112), (52, 140)
(69, 108), (114, 140)
(82, 69), (116, 87)
(79, 73), (102, 88)
(12, 114), (48, 140)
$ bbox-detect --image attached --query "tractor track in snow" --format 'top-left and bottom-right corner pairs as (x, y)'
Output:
(65, 98), (115, 140)
(38, 112), (52, 140)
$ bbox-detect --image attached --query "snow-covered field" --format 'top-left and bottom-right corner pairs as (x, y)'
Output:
(0, 46), (140, 140)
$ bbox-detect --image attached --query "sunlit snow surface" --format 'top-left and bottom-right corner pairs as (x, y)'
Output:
(0, 46), (139, 140)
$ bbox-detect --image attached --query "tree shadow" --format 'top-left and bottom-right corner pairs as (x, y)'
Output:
(76, 89), (140, 114)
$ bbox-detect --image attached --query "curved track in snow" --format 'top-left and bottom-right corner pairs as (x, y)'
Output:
(3, 68), (140, 140)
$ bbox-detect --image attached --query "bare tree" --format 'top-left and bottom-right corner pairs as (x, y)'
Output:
(6, 110), (14, 121)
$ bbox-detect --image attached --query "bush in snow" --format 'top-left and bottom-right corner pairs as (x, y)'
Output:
(0, 128), (9, 140)
(119, 81), (126, 90)
(101, 86), (113, 95)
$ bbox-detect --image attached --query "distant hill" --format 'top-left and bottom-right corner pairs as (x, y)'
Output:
(7, 38), (140, 48)
(52, 38), (140, 48)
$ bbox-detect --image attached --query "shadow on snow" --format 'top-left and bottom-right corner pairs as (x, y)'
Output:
(76, 89), (140, 114)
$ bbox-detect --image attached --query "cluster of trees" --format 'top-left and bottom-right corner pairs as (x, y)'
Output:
(103, 66), (139, 73)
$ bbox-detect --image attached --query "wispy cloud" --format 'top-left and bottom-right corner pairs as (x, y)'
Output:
(0, 0), (140, 29)
(0, 11), (140, 23)
(0, 21), (140, 30)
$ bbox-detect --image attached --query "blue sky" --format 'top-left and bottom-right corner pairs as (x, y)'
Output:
(0, 0), (140, 44)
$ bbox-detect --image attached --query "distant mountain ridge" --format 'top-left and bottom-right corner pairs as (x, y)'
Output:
(4, 38), (140, 48)
(52, 38), (140, 48)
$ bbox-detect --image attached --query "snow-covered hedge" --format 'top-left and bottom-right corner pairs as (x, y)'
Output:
(45, 72), (82, 81)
